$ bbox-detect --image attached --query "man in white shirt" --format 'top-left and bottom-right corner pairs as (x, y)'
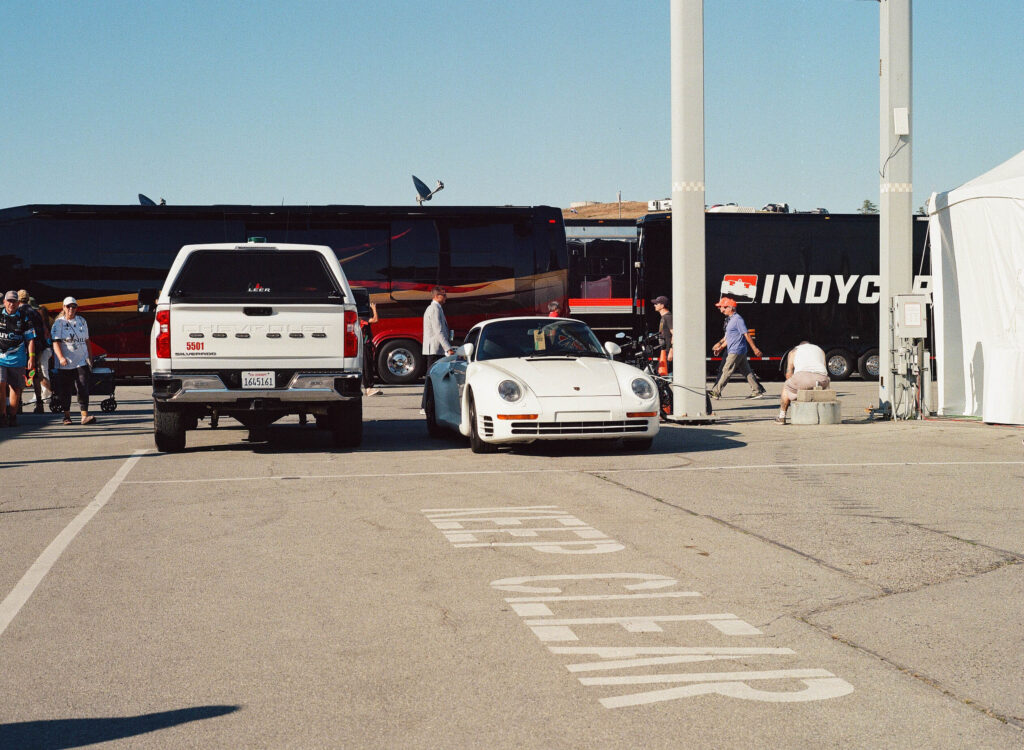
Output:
(776, 341), (830, 424)
(421, 286), (454, 412)
(51, 296), (96, 425)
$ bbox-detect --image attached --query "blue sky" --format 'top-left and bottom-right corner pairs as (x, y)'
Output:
(2, 1), (1021, 213)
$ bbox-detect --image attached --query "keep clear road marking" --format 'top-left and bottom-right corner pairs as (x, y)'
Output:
(119, 459), (1024, 485)
(0, 449), (150, 639)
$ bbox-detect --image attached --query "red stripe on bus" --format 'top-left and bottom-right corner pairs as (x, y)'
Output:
(568, 298), (633, 307)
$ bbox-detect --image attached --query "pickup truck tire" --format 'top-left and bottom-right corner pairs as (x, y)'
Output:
(153, 404), (187, 453)
(377, 339), (423, 385)
(331, 400), (363, 449)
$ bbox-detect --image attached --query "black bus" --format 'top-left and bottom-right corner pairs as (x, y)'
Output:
(566, 212), (930, 380)
(0, 204), (567, 381)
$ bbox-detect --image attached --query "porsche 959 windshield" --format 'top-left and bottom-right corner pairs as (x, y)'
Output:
(476, 319), (607, 361)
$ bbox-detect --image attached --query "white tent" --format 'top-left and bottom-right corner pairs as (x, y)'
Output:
(928, 149), (1024, 424)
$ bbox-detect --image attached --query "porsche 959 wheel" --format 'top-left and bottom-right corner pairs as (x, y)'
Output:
(425, 385), (444, 438)
(468, 394), (496, 454)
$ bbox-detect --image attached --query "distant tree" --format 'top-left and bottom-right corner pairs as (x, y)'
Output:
(916, 204), (928, 216)
(859, 199), (879, 214)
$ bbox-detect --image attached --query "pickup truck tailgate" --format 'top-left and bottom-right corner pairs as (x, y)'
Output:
(170, 303), (346, 367)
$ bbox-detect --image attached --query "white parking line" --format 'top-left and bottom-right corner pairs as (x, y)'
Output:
(0, 449), (149, 639)
(120, 459), (1024, 485)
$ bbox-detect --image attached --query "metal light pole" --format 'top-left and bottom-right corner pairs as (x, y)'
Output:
(878, 0), (914, 415)
(669, 0), (712, 421)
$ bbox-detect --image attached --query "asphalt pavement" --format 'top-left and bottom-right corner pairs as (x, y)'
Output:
(1, 380), (1022, 748)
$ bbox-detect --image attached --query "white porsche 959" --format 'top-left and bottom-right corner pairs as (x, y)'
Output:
(423, 317), (660, 453)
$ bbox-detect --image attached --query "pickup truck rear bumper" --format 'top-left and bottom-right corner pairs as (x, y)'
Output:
(153, 371), (361, 404)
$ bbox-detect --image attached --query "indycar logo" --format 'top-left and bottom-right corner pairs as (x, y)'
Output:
(721, 274), (758, 301)
(721, 274), (931, 304)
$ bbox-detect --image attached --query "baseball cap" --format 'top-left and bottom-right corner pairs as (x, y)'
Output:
(715, 297), (738, 308)
(63, 296), (79, 307)
(17, 289), (29, 302)
(651, 295), (669, 306)
(4, 290), (18, 302)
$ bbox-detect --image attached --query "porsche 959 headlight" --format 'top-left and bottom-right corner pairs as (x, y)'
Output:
(498, 380), (523, 402)
(631, 378), (655, 400)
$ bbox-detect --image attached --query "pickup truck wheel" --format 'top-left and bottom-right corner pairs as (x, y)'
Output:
(331, 400), (362, 449)
(153, 404), (186, 453)
(424, 385), (445, 438)
(468, 395), (496, 454)
(377, 339), (423, 385)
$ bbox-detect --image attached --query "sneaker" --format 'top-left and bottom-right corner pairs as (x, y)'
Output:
(774, 416), (787, 424)
(418, 409), (426, 416)
(709, 391), (720, 400)
(747, 392), (767, 400)
(366, 388), (382, 396)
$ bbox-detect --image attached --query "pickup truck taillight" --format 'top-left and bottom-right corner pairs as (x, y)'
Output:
(155, 309), (171, 359)
(344, 309), (358, 357)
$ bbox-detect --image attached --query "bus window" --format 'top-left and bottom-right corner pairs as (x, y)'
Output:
(446, 221), (531, 284)
(390, 219), (441, 287)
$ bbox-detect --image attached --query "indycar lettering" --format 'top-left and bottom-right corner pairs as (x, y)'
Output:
(720, 274), (931, 304)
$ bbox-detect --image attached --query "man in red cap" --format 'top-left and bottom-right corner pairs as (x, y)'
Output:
(709, 297), (766, 400)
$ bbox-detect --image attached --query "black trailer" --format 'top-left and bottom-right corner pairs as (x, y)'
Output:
(566, 213), (930, 381)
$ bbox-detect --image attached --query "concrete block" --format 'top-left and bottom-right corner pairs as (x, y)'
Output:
(796, 388), (837, 402)
(790, 399), (842, 425)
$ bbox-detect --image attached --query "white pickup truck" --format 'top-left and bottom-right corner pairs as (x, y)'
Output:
(149, 241), (363, 452)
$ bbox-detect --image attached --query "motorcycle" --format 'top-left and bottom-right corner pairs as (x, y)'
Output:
(613, 332), (714, 421)
(613, 332), (675, 421)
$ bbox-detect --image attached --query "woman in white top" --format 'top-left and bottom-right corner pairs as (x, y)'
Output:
(51, 296), (96, 425)
(776, 342), (830, 424)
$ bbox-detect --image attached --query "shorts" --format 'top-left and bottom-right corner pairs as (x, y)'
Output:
(0, 365), (26, 389)
(38, 348), (52, 377)
(784, 371), (830, 398)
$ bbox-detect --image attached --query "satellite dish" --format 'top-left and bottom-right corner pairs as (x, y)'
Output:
(412, 175), (445, 205)
(138, 193), (157, 206)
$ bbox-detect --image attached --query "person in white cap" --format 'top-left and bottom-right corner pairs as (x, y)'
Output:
(0, 290), (37, 427)
(51, 297), (96, 425)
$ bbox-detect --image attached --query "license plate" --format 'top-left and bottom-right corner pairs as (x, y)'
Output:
(555, 411), (610, 421)
(242, 370), (275, 389)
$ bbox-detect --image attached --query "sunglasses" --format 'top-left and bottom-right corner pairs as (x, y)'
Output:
(65, 304), (78, 309)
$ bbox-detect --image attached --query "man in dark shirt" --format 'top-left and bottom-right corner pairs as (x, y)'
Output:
(652, 296), (673, 364)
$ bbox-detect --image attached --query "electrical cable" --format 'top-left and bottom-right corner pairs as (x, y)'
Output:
(878, 137), (907, 179)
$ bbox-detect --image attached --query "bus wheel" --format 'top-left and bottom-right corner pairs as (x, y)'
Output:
(377, 339), (422, 385)
(858, 349), (880, 380)
(825, 349), (855, 380)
